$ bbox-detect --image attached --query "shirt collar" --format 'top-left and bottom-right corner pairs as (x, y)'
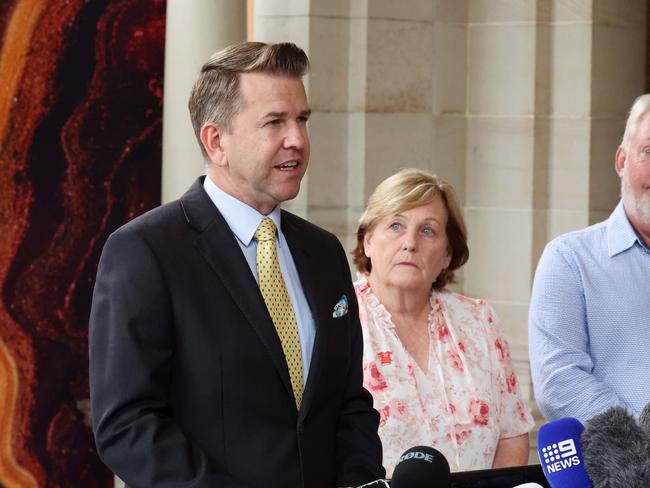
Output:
(606, 200), (646, 256)
(203, 175), (282, 247)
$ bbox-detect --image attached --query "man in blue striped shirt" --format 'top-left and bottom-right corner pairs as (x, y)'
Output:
(529, 94), (650, 423)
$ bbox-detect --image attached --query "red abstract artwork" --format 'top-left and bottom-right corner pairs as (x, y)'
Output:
(0, 0), (165, 486)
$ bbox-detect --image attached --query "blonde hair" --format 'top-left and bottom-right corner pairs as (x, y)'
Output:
(352, 168), (468, 290)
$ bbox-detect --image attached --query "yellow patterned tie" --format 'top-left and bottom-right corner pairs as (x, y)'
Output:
(254, 217), (303, 409)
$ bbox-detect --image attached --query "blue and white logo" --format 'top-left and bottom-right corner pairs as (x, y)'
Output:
(541, 439), (581, 473)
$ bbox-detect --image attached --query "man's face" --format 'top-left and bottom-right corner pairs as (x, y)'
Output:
(616, 112), (650, 236)
(211, 72), (310, 215)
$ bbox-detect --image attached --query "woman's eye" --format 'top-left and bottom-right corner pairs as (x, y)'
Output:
(389, 223), (401, 231)
(422, 227), (434, 236)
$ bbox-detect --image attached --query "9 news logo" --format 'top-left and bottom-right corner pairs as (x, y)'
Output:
(541, 439), (581, 473)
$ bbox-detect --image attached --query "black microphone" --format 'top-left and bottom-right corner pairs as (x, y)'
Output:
(581, 405), (650, 488)
(391, 446), (451, 488)
(354, 446), (450, 488)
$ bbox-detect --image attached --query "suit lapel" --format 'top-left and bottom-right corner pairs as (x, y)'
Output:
(281, 212), (329, 421)
(180, 178), (294, 401)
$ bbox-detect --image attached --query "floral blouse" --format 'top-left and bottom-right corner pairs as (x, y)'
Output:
(355, 275), (534, 476)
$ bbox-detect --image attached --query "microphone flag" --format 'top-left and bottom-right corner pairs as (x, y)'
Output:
(537, 417), (592, 487)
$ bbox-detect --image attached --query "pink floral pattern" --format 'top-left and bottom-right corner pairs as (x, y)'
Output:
(469, 399), (490, 426)
(355, 275), (534, 476)
(365, 363), (388, 391)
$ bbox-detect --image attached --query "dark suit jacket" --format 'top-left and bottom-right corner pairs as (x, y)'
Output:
(89, 177), (384, 487)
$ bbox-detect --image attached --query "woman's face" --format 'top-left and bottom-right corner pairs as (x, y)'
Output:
(364, 197), (452, 292)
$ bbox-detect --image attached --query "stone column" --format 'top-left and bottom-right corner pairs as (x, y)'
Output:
(461, 0), (539, 398)
(161, 0), (247, 204)
(452, 0), (646, 461)
(253, 0), (436, 255)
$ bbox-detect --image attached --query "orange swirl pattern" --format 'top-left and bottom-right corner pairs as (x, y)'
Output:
(0, 1), (49, 485)
(0, 1), (165, 486)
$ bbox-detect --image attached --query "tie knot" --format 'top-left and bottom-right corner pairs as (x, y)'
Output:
(255, 217), (276, 242)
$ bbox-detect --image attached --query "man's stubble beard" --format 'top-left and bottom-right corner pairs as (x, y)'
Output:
(621, 178), (650, 227)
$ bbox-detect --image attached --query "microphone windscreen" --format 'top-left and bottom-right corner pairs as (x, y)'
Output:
(537, 417), (592, 487)
(638, 401), (650, 434)
(582, 406), (650, 488)
(391, 446), (450, 488)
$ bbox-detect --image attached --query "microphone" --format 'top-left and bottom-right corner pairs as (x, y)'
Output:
(581, 406), (650, 487)
(638, 400), (650, 434)
(537, 417), (592, 487)
(354, 446), (450, 488)
(391, 446), (451, 488)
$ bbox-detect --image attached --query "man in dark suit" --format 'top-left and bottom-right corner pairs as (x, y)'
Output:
(89, 42), (384, 487)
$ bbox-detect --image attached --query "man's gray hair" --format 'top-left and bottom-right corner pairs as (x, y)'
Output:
(621, 94), (650, 151)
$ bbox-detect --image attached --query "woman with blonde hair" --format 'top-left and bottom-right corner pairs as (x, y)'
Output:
(352, 168), (533, 476)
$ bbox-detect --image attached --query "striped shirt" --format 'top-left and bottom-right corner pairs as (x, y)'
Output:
(529, 201), (650, 423)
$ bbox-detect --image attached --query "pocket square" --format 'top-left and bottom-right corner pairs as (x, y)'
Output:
(332, 295), (348, 318)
